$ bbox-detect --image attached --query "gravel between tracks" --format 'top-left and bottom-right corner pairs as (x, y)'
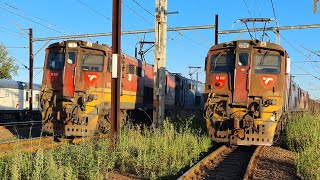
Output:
(252, 146), (300, 180)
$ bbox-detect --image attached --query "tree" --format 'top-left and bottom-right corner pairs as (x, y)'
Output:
(0, 43), (19, 80)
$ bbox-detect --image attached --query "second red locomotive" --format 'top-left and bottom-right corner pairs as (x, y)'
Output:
(40, 40), (204, 136)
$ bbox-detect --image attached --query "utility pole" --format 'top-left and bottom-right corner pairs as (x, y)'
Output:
(153, 0), (167, 126)
(215, 14), (219, 45)
(314, 0), (319, 14)
(188, 66), (202, 81)
(111, 0), (121, 144)
(29, 28), (33, 121)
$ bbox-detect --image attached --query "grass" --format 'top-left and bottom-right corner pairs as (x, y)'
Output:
(0, 114), (211, 180)
(284, 113), (320, 179)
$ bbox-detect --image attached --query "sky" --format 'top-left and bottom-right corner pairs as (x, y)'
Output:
(0, 0), (319, 99)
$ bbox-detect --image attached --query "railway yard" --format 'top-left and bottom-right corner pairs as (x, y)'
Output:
(0, 114), (316, 179)
(1, 0), (320, 180)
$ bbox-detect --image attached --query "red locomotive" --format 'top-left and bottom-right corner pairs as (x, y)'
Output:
(204, 39), (320, 146)
(40, 40), (204, 136)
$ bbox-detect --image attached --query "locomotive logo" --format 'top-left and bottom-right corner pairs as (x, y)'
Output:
(87, 74), (97, 82)
(214, 75), (227, 89)
(261, 76), (276, 87)
(84, 72), (99, 85)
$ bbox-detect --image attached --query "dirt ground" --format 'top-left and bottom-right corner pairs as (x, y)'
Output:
(108, 145), (301, 180)
(252, 146), (301, 180)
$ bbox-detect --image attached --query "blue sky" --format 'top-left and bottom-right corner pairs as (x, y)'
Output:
(0, 0), (319, 99)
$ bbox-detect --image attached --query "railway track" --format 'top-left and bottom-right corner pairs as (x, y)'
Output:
(0, 134), (108, 157)
(178, 145), (265, 180)
(0, 121), (43, 142)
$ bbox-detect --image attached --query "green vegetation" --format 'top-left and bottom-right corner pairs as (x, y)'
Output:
(0, 119), (211, 180)
(284, 113), (320, 179)
(0, 44), (18, 80)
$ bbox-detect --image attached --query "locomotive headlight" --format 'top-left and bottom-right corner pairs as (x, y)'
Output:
(270, 113), (276, 121)
(68, 42), (78, 48)
(238, 42), (250, 48)
(271, 99), (277, 105)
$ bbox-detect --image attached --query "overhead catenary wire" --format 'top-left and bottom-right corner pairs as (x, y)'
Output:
(1, 2), (76, 35)
(242, 0), (258, 39)
(0, 25), (26, 36)
(278, 32), (320, 73)
(0, 5), (68, 36)
(298, 44), (320, 58)
(75, 0), (141, 40)
(254, 0), (263, 18)
(127, 0), (210, 48)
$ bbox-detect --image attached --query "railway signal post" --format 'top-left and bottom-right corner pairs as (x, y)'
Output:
(153, 0), (167, 126)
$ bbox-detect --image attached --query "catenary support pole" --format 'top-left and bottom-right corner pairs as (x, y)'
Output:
(215, 14), (218, 45)
(153, 0), (167, 126)
(111, 0), (121, 144)
(29, 28), (33, 121)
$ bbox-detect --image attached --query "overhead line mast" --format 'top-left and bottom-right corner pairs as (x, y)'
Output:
(111, 0), (121, 144)
(153, 0), (167, 126)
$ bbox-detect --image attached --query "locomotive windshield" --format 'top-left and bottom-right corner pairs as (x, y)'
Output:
(82, 54), (104, 72)
(47, 53), (65, 70)
(210, 51), (235, 72)
(254, 54), (281, 74)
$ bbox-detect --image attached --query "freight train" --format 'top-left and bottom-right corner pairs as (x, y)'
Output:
(40, 40), (204, 136)
(204, 39), (320, 146)
(0, 79), (42, 122)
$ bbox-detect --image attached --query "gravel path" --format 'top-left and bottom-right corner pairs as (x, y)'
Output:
(252, 146), (301, 180)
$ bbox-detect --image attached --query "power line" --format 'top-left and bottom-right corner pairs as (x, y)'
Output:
(0, 5), (68, 35)
(242, 0), (253, 17)
(292, 63), (320, 80)
(218, 24), (320, 34)
(131, 0), (154, 17)
(33, 25), (215, 41)
(1, 2), (75, 35)
(298, 44), (320, 58)
(75, 0), (111, 21)
(126, 0), (209, 48)
(254, 0), (263, 18)
(270, 0), (278, 22)
(0, 25), (25, 36)
(278, 32), (320, 72)
(122, 1), (153, 26)
(75, 0), (141, 40)
(5, 49), (29, 70)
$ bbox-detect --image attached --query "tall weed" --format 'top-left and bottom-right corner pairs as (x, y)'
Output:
(0, 120), (210, 180)
(285, 113), (320, 179)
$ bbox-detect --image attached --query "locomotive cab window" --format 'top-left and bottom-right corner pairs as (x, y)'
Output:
(210, 51), (235, 72)
(82, 54), (104, 72)
(47, 52), (65, 70)
(254, 54), (281, 74)
(67, 52), (76, 64)
(237, 53), (249, 66)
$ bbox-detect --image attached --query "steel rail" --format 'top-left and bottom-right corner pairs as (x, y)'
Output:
(0, 121), (42, 127)
(243, 145), (265, 180)
(0, 134), (108, 158)
(178, 145), (261, 180)
(177, 145), (228, 180)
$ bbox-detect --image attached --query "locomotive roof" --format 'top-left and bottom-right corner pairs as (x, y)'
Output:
(48, 40), (110, 50)
(209, 40), (286, 52)
(0, 79), (41, 90)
